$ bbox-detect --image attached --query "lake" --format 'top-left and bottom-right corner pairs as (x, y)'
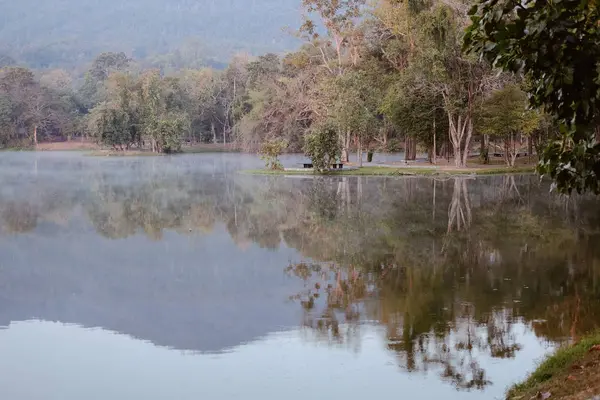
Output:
(0, 152), (599, 400)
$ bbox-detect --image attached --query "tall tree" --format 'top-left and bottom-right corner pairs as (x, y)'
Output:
(79, 52), (132, 109)
(299, 0), (367, 162)
(477, 84), (540, 166)
(419, 3), (491, 168)
(87, 72), (140, 150)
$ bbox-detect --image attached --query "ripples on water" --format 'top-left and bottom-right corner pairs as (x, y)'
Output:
(0, 152), (598, 400)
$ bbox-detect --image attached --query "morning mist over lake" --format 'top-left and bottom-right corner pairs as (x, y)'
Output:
(1, 0), (599, 399)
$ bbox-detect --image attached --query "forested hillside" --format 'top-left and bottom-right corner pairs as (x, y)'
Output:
(0, 0), (301, 69)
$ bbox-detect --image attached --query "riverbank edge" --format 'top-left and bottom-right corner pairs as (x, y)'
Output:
(242, 165), (536, 177)
(507, 332), (600, 400)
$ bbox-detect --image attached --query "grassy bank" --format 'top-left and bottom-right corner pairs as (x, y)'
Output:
(244, 165), (536, 177)
(507, 333), (600, 400)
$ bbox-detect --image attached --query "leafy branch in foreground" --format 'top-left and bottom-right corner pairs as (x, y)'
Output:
(464, 0), (600, 193)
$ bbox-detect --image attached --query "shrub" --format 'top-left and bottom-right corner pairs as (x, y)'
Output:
(304, 123), (340, 172)
(260, 138), (287, 170)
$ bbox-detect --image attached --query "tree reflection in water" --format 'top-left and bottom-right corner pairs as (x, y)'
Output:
(1, 164), (600, 391)
(284, 176), (600, 391)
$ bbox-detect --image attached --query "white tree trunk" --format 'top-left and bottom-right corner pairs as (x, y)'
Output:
(357, 138), (363, 167)
(461, 118), (473, 167)
(447, 112), (473, 168)
(432, 117), (437, 165)
(340, 131), (351, 163)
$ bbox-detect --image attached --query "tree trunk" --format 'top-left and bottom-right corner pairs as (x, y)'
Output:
(33, 125), (38, 147)
(480, 134), (490, 164)
(461, 119), (472, 167)
(511, 134), (518, 167)
(383, 127), (388, 147)
(504, 134), (518, 167)
(357, 137), (363, 167)
(527, 135), (533, 163)
(340, 131), (351, 163)
(211, 122), (216, 144)
(432, 117), (437, 165)
(447, 113), (473, 168)
(405, 136), (417, 161)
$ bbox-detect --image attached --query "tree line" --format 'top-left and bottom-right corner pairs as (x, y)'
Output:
(0, 0), (598, 191)
(0, 1), (554, 158)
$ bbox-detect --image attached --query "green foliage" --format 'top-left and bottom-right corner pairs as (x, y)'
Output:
(91, 105), (139, 150)
(260, 139), (288, 170)
(329, 71), (380, 140)
(478, 84), (540, 139)
(79, 52), (132, 110)
(0, 0), (570, 168)
(465, 0), (600, 193)
(87, 72), (140, 149)
(153, 114), (187, 154)
(381, 74), (446, 151)
(304, 123), (341, 172)
(86, 70), (189, 153)
(0, 66), (76, 146)
(478, 84), (542, 165)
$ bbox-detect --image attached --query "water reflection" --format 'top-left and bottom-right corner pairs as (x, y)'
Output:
(0, 153), (599, 397)
(0, 320), (550, 400)
(283, 174), (600, 391)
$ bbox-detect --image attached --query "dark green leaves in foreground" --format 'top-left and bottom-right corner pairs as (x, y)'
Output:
(464, 0), (600, 194)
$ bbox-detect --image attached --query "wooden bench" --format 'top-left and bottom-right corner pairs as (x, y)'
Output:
(302, 163), (344, 169)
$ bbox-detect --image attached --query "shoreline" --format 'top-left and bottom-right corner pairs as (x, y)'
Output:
(1, 146), (538, 177)
(507, 332), (600, 400)
(242, 165), (536, 177)
(1, 142), (240, 154)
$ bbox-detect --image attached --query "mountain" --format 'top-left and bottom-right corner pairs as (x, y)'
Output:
(0, 0), (303, 69)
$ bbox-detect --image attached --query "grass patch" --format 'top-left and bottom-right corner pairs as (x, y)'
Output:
(243, 165), (535, 177)
(0, 146), (34, 151)
(507, 332), (600, 400)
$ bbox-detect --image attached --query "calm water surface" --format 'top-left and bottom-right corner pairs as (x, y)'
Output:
(0, 152), (599, 400)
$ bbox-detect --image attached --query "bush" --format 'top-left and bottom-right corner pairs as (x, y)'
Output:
(260, 138), (287, 170)
(304, 123), (340, 172)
